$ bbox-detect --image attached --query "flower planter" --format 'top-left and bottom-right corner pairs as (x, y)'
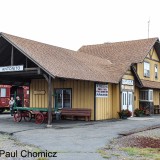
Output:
(120, 116), (128, 119)
(135, 113), (144, 117)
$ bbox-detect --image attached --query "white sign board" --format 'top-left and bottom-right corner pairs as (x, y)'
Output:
(0, 65), (24, 72)
(96, 84), (108, 97)
(122, 79), (134, 86)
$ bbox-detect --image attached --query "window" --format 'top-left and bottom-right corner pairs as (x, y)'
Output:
(139, 89), (153, 102)
(0, 88), (6, 97)
(144, 62), (150, 77)
(54, 89), (71, 109)
(155, 64), (158, 79)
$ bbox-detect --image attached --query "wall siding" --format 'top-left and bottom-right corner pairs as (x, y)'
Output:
(153, 90), (159, 105)
(112, 84), (120, 118)
(134, 86), (139, 109)
(30, 79), (95, 120)
(96, 83), (113, 120)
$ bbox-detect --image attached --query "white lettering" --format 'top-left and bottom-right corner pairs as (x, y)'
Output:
(0, 65), (23, 72)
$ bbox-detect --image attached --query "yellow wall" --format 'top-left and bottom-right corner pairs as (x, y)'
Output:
(112, 84), (120, 118)
(52, 79), (95, 120)
(134, 86), (139, 109)
(153, 90), (159, 105)
(30, 79), (48, 108)
(137, 48), (160, 82)
(122, 70), (134, 80)
(30, 79), (95, 120)
(96, 83), (113, 120)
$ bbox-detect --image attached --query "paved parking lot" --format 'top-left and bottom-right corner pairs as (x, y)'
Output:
(0, 114), (160, 160)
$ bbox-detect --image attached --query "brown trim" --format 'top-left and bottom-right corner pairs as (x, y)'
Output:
(145, 57), (159, 62)
(94, 82), (96, 121)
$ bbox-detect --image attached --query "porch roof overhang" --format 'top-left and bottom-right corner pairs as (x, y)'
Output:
(141, 80), (160, 89)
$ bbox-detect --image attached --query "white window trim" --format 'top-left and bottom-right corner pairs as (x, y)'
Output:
(139, 89), (153, 102)
(155, 64), (158, 79)
(144, 61), (150, 77)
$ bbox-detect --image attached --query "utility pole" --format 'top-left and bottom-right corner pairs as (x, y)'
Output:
(148, 19), (150, 39)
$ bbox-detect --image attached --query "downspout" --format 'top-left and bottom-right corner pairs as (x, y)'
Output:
(94, 82), (96, 121)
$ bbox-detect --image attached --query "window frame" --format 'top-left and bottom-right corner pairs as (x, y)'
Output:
(54, 88), (72, 109)
(144, 61), (150, 78)
(155, 64), (158, 79)
(139, 89), (153, 102)
(0, 88), (6, 97)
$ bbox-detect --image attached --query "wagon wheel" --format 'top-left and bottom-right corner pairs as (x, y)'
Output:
(14, 111), (22, 122)
(24, 111), (32, 122)
(35, 112), (44, 124)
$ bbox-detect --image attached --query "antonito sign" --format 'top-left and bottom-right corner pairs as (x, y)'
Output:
(122, 79), (134, 86)
(0, 65), (24, 72)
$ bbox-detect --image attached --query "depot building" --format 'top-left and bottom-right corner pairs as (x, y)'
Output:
(0, 32), (160, 123)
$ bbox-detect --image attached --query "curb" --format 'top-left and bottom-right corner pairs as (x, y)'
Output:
(119, 124), (160, 136)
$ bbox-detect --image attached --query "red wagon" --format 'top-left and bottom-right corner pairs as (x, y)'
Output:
(13, 107), (51, 124)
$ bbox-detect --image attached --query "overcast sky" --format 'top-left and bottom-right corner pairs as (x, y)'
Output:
(0, 0), (159, 50)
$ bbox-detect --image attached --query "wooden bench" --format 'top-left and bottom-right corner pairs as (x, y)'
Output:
(154, 105), (160, 114)
(61, 108), (91, 121)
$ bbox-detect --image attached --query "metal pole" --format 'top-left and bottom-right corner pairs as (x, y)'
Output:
(148, 19), (150, 39)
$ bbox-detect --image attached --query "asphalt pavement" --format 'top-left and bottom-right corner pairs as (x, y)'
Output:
(0, 113), (160, 160)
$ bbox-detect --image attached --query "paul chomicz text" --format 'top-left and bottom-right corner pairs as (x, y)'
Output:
(0, 150), (57, 158)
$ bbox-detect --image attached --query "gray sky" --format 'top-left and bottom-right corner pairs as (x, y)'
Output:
(0, 0), (159, 50)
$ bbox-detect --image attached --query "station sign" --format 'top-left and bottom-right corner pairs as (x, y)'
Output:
(122, 79), (134, 86)
(0, 65), (24, 72)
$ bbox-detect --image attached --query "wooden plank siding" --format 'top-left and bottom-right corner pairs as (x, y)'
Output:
(153, 90), (160, 105)
(112, 84), (120, 118)
(30, 79), (95, 120)
(134, 86), (139, 109)
(96, 83), (113, 120)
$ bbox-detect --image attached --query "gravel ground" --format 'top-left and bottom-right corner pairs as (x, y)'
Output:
(0, 134), (48, 160)
(103, 128), (160, 160)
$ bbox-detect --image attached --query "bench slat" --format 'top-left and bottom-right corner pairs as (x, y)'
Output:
(61, 108), (91, 121)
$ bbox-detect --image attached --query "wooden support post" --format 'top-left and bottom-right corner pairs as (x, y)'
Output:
(47, 75), (52, 127)
(25, 57), (28, 68)
(11, 46), (14, 66)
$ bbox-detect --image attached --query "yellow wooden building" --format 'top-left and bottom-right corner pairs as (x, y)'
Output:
(0, 32), (159, 124)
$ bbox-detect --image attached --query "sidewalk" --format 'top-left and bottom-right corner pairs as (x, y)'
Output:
(0, 114), (160, 160)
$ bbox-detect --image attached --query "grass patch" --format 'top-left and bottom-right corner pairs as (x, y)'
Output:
(121, 147), (160, 159)
(97, 149), (111, 159)
(111, 153), (120, 157)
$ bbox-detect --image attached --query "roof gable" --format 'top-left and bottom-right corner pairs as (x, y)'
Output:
(0, 32), (116, 83)
(79, 38), (159, 82)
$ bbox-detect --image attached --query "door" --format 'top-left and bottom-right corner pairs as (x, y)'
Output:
(122, 91), (133, 113)
(55, 89), (71, 110)
(128, 92), (133, 114)
(122, 91), (127, 110)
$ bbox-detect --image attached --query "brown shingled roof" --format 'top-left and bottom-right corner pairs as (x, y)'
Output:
(0, 33), (158, 83)
(79, 38), (159, 82)
(79, 38), (158, 63)
(1, 33), (116, 83)
(141, 80), (160, 89)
